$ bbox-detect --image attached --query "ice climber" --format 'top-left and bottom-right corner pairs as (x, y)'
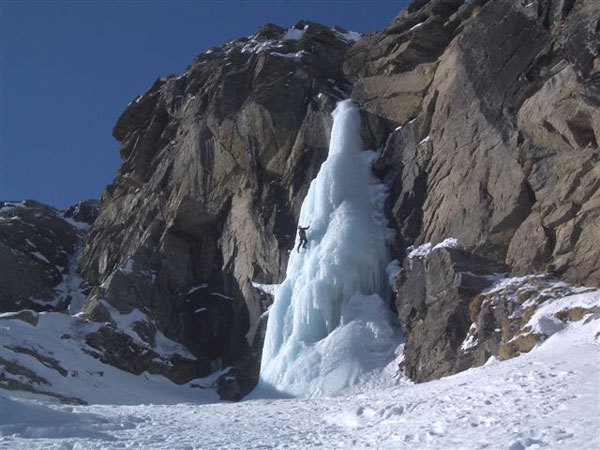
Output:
(297, 225), (310, 252)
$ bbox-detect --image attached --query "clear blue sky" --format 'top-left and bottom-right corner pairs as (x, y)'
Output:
(1, 1), (408, 209)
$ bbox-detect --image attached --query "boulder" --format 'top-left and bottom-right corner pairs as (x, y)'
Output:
(0, 309), (39, 326)
(396, 246), (507, 381)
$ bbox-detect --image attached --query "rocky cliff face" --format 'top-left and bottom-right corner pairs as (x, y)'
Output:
(346, 0), (599, 382)
(347, 0), (599, 284)
(1, 0), (598, 400)
(75, 22), (375, 396)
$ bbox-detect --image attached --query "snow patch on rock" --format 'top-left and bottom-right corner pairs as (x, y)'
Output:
(407, 237), (459, 259)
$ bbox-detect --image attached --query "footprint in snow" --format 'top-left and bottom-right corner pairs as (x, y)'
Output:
(379, 405), (404, 419)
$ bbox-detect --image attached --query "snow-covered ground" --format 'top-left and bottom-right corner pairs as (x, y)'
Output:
(1, 310), (598, 449)
(0, 311), (218, 406)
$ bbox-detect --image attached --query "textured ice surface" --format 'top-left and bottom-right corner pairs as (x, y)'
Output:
(254, 100), (400, 398)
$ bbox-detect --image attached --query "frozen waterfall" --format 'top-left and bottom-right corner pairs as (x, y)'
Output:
(253, 100), (401, 398)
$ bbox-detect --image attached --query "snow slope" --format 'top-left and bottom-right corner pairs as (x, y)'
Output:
(0, 311), (219, 405)
(1, 304), (598, 449)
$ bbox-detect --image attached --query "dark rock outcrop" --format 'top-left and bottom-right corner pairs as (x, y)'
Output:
(84, 325), (210, 384)
(395, 245), (598, 382)
(396, 246), (507, 381)
(0, 201), (86, 312)
(0, 308), (210, 403)
(64, 200), (100, 225)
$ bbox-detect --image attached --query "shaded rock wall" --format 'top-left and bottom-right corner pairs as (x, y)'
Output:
(0, 200), (92, 313)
